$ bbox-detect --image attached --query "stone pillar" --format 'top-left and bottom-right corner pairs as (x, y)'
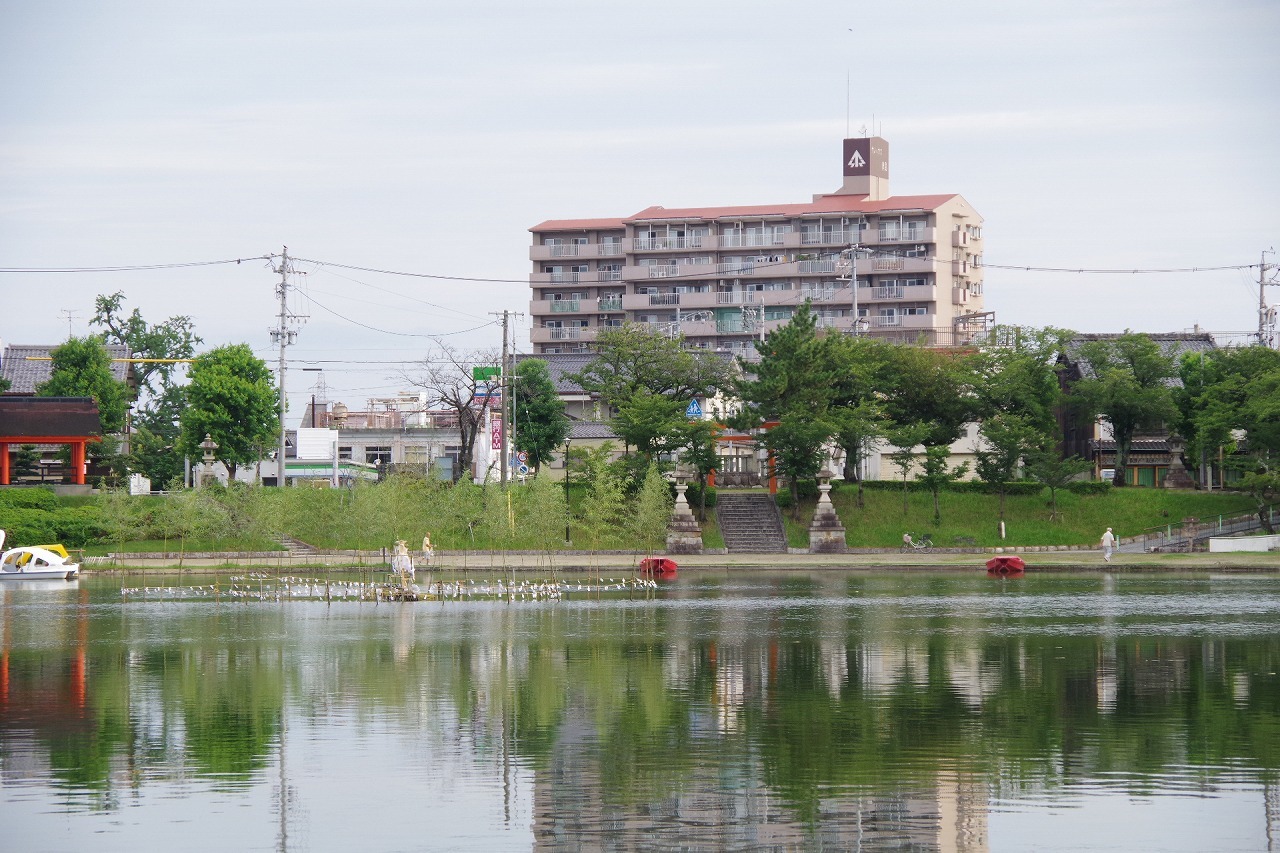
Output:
(808, 470), (846, 553)
(666, 478), (704, 554)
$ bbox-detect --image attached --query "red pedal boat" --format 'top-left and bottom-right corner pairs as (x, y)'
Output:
(986, 555), (1026, 576)
(638, 556), (678, 578)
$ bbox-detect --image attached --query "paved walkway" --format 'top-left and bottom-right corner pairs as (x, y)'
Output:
(89, 548), (1280, 573)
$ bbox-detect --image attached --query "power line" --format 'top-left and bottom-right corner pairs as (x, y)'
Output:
(0, 257), (266, 273)
(2, 252), (1264, 280)
(302, 291), (498, 338)
(978, 262), (1260, 274)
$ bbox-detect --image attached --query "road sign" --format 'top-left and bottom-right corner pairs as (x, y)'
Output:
(473, 366), (500, 381)
(516, 451), (528, 464)
(685, 399), (703, 419)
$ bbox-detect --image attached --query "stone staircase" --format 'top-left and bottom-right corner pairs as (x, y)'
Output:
(280, 535), (316, 556)
(716, 493), (789, 553)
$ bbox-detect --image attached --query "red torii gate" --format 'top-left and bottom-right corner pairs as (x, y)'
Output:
(0, 397), (102, 486)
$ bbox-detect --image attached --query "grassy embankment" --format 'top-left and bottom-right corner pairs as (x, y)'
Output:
(2, 479), (1262, 556)
(776, 484), (1259, 549)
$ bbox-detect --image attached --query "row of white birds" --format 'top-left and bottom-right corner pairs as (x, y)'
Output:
(119, 574), (660, 602)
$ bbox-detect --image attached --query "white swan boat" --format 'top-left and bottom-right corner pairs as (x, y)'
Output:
(0, 530), (81, 581)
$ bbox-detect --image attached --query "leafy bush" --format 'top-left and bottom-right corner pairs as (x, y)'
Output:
(852, 479), (1043, 496)
(0, 487), (59, 511)
(682, 482), (717, 508)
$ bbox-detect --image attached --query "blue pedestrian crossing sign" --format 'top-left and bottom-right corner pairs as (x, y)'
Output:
(685, 399), (703, 419)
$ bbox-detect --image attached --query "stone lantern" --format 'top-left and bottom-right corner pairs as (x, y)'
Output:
(808, 467), (847, 553)
(199, 433), (219, 488)
(665, 461), (704, 554)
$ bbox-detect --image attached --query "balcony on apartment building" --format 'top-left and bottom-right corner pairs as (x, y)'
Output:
(870, 225), (934, 245)
(529, 325), (602, 344)
(869, 311), (936, 330)
(621, 262), (719, 282)
(862, 282), (937, 303)
(529, 241), (624, 261)
(628, 235), (707, 252)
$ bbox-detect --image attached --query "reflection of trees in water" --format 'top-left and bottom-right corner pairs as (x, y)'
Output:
(4, 586), (1279, 842)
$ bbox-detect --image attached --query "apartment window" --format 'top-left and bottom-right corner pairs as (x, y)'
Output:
(338, 446), (352, 460)
(902, 305), (929, 316)
(365, 446), (392, 467)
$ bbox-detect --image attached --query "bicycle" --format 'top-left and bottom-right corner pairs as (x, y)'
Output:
(901, 533), (933, 554)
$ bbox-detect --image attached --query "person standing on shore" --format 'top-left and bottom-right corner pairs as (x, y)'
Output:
(1101, 528), (1116, 562)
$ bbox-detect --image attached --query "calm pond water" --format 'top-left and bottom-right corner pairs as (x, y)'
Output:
(2, 570), (1278, 852)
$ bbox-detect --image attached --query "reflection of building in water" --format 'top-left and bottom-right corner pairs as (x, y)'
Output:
(531, 704), (989, 852)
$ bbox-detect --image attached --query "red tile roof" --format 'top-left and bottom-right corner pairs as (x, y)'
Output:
(531, 194), (968, 232)
(529, 217), (627, 233)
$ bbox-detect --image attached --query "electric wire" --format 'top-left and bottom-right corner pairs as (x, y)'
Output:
(0, 257), (267, 273)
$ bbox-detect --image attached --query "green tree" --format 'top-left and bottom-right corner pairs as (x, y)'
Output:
(886, 423), (930, 515)
(973, 326), (1067, 431)
(1025, 448), (1093, 521)
(734, 303), (839, 518)
(569, 323), (732, 413)
(681, 418), (720, 521)
(1070, 332), (1178, 487)
(513, 359), (569, 473)
(581, 450), (627, 551)
(628, 462), (673, 554)
(130, 385), (188, 487)
(1176, 345), (1280, 530)
(880, 345), (978, 448)
(973, 413), (1040, 524)
(826, 335), (894, 508)
(37, 336), (131, 433)
(10, 444), (41, 480)
(179, 344), (279, 482)
(612, 389), (686, 459)
(91, 291), (201, 398)
(91, 291), (201, 483)
(917, 445), (969, 524)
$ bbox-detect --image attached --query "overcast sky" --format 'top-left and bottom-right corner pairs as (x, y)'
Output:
(2, 0), (1277, 420)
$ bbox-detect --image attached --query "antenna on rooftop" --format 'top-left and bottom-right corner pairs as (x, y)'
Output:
(59, 309), (80, 340)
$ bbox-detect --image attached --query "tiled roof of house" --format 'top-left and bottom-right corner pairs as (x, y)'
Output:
(515, 353), (597, 394)
(568, 419), (616, 440)
(1062, 332), (1217, 384)
(1, 343), (133, 395)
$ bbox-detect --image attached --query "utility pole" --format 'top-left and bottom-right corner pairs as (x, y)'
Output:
(489, 311), (525, 485)
(495, 311), (510, 486)
(1260, 248), (1277, 348)
(269, 247), (305, 486)
(840, 243), (864, 335)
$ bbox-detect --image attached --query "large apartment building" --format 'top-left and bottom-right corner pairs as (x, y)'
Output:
(528, 137), (988, 356)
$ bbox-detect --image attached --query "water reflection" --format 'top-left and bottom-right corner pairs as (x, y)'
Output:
(1, 572), (1278, 852)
